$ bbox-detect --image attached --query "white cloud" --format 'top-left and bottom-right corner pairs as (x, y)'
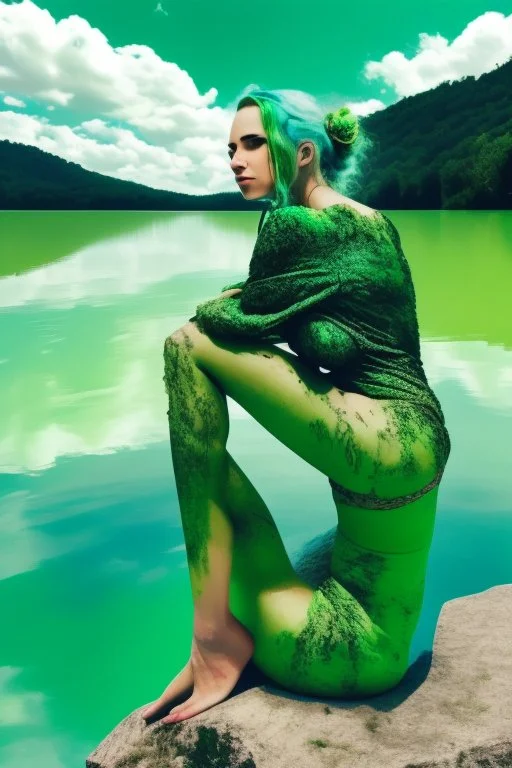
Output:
(420, 339), (512, 411)
(0, 490), (97, 579)
(0, 325), (250, 474)
(364, 11), (512, 98)
(138, 566), (169, 583)
(103, 557), (140, 573)
(0, 0), (218, 124)
(3, 94), (25, 107)
(0, 0), (232, 193)
(0, 738), (68, 768)
(0, 0), (390, 193)
(2, 4), (507, 193)
(346, 98), (386, 117)
(0, 209), (511, 473)
(0, 213), (251, 309)
(0, 667), (46, 727)
(0, 109), (199, 191)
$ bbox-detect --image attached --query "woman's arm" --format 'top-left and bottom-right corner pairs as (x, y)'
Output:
(188, 287), (243, 327)
(192, 270), (340, 344)
(191, 206), (339, 342)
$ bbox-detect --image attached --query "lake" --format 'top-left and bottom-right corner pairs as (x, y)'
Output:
(0, 209), (511, 767)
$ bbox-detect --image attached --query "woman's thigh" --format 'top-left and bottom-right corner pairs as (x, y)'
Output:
(168, 322), (435, 498)
(167, 324), (412, 695)
(230, 531), (402, 697)
(223, 454), (404, 698)
(245, 573), (402, 697)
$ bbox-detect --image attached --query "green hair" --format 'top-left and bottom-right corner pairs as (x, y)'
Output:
(233, 86), (372, 210)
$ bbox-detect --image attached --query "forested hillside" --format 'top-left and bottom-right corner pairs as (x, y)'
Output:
(0, 141), (260, 211)
(359, 56), (511, 209)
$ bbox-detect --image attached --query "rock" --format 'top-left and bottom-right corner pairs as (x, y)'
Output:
(86, 527), (512, 768)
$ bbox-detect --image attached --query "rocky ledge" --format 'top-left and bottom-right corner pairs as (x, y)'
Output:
(86, 529), (511, 768)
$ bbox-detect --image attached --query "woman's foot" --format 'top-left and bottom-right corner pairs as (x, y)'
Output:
(141, 660), (194, 721)
(142, 615), (254, 724)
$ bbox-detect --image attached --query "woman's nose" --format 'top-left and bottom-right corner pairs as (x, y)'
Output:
(230, 153), (247, 170)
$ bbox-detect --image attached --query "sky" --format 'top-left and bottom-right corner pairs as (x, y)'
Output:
(0, 0), (511, 196)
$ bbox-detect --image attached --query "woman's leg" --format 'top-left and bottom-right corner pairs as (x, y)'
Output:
(142, 442), (308, 723)
(225, 450), (318, 638)
(142, 331), (257, 725)
(143, 320), (438, 720)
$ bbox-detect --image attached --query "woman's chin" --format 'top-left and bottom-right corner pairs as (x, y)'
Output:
(241, 189), (271, 203)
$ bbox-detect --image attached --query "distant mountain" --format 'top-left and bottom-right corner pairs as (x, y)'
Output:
(0, 141), (262, 211)
(0, 57), (510, 210)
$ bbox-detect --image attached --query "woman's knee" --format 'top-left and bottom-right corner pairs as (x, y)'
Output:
(164, 324), (194, 355)
(163, 324), (203, 385)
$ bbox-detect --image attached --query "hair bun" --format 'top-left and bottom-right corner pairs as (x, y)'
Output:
(324, 106), (359, 146)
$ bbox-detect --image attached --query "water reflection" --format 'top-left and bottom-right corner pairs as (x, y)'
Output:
(0, 209), (511, 768)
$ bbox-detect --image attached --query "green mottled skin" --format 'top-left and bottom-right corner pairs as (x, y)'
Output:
(162, 203), (453, 698)
(194, 203), (450, 486)
(163, 332), (229, 591)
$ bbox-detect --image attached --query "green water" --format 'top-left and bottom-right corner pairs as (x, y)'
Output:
(0, 209), (511, 767)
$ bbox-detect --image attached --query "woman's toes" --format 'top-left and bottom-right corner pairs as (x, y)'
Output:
(162, 693), (215, 724)
(142, 699), (167, 719)
(141, 701), (157, 718)
(162, 701), (189, 723)
(141, 662), (194, 720)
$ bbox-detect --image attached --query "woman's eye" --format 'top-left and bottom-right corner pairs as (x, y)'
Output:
(228, 138), (265, 158)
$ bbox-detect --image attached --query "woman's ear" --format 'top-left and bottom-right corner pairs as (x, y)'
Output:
(298, 142), (315, 166)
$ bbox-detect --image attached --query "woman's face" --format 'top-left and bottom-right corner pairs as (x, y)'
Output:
(228, 105), (274, 201)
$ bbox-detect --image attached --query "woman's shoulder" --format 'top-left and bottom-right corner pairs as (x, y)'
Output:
(257, 198), (397, 254)
(257, 205), (317, 245)
(267, 198), (382, 225)
(315, 195), (378, 219)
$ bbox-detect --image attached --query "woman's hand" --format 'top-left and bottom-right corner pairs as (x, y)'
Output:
(218, 288), (243, 299)
(194, 287), (242, 315)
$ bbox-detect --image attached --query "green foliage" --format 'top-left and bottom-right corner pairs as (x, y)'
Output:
(359, 56), (512, 209)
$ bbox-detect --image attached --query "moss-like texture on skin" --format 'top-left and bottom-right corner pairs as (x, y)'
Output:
(192, 203), (451, 494)
(161, 323), (419, 698)
(289, 576), (377, 691)
(156, 204), (456, 700)
(256, 573), (400, 698)
(329, 398), (451, 507)
(193, 205), (438, 406)
(163, 331), (229, 586)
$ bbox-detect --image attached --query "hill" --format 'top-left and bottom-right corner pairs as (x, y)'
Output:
(359, 56), (512, 209)
(0, 141), (261, 211)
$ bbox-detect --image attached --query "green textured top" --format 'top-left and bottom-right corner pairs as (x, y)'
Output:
(191, 203), (445, 420)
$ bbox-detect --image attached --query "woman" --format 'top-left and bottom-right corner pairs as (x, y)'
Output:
(142, 88), (451, 725)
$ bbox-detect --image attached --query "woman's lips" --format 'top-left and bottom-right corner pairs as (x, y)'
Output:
(237, 178), (253, 185)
